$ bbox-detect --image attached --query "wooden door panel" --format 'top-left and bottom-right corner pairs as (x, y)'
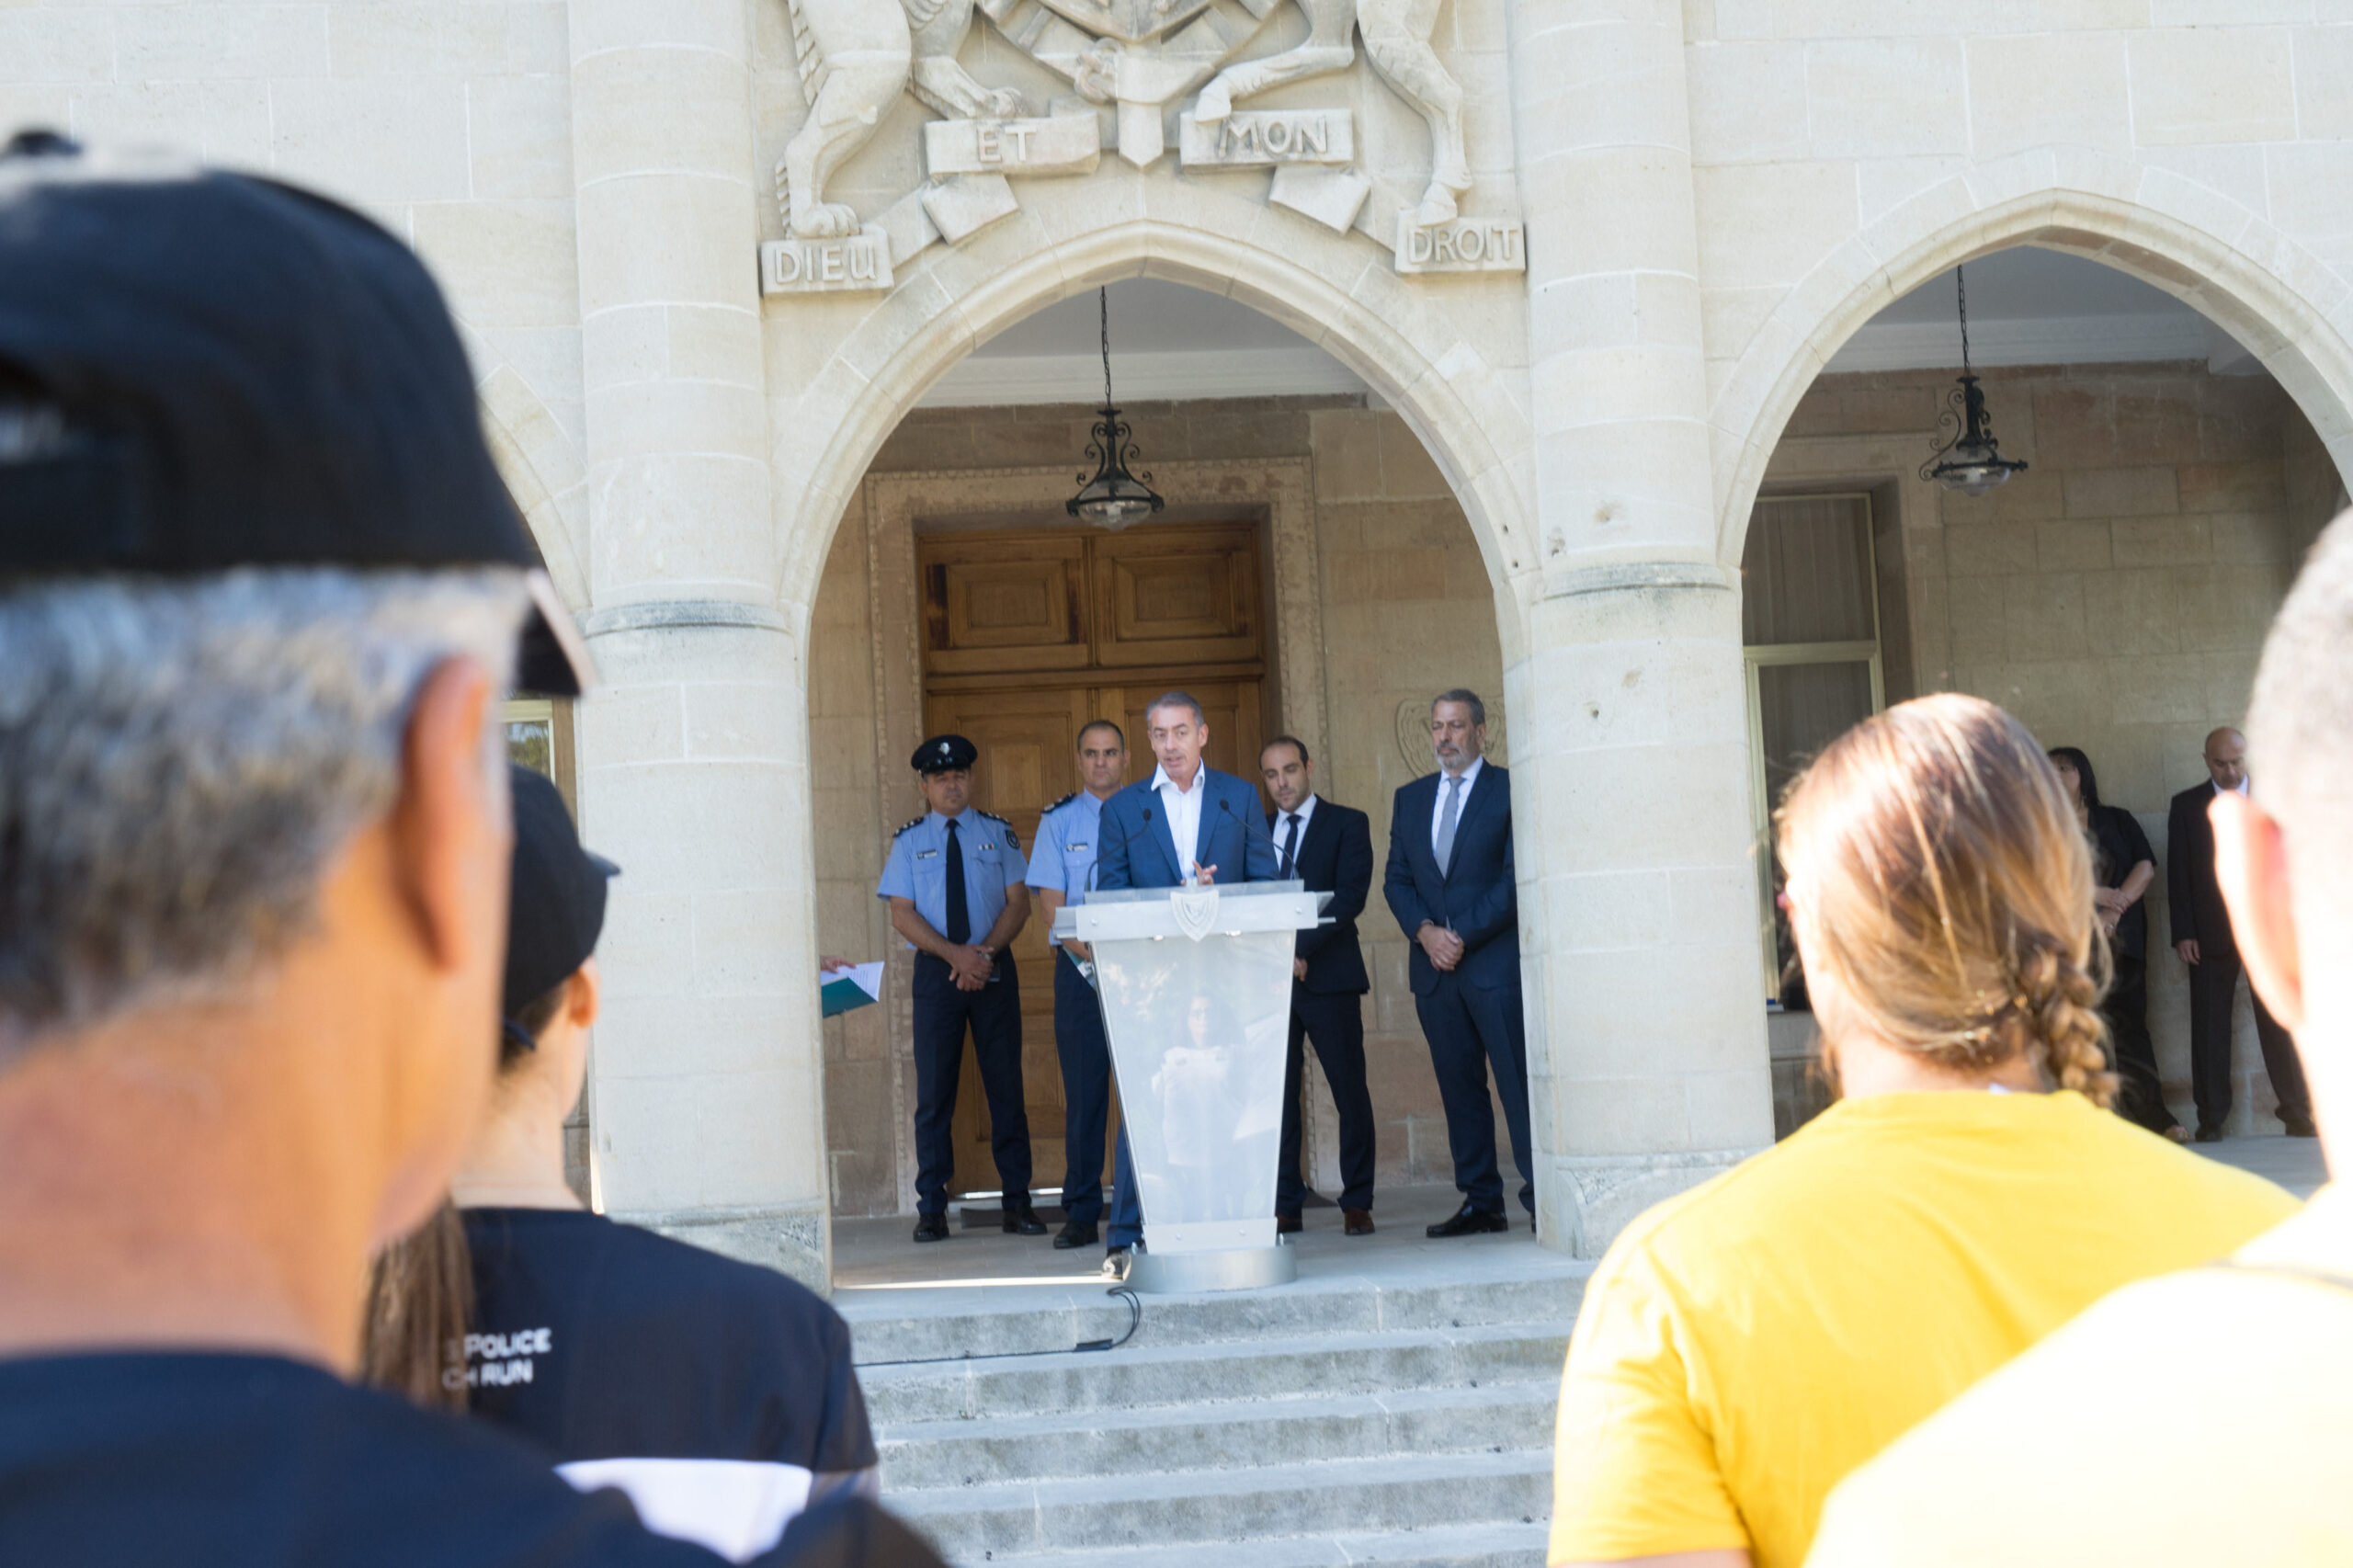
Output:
(920, 536), (1088, 676)
(1092, 525), (1261, 667)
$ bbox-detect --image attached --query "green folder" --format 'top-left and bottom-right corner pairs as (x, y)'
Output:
(821, 961), (882, 1017)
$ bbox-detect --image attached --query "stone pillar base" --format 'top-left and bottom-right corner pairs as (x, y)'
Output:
(622, 1200), (832, 1294)
(1544, 1148), (1761, 1260)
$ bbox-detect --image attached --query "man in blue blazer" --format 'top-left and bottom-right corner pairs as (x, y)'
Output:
(1382, 689), (1532, 1235)
(1092, 692), (1280, 1275)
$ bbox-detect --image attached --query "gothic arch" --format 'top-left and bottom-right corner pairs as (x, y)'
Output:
(1710, 147), (2353, 565)
(764, 201), (1541, 662)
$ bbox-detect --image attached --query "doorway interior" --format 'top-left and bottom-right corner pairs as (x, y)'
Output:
(917, 517), (1269, 1201)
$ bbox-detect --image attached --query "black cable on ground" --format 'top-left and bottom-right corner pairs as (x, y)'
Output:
(858, 1286), (1142, 1369)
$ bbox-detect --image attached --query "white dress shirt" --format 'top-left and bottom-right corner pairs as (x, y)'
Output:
(1151, 762), (1210, 881)
(1430, 754), (1484, 854)
(2213, 777), (2251, 797)
(1274, 791), (1318, 874)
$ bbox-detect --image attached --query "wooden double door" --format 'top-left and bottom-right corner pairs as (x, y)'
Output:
(917, 519), (1269, 1202)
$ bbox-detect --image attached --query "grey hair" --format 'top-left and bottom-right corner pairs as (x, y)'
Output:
(1146, 690), (1207, 728)
(2247, 508), (2353, 924)
(1433, 688), (1486, 727)
(0, 567), (529, 1053)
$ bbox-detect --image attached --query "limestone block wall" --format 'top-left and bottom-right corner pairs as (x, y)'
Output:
(813, 396), (1505, 1215)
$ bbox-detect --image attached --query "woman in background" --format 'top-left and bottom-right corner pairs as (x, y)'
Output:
(2048, 744), (2183, 1142)
(1547, 695), (2296, 1568)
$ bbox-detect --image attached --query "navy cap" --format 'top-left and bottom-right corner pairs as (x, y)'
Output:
(0, 132), (593, 697)
(505, 765), (619, 1032)
(912, 733), (978, 774)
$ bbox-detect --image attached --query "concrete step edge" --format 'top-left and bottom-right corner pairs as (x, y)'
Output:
(948, 1517), (1552, 1568)
(886, 1445), (1554, 1516)
(875, 1376), (1559, 1448)
(843, 1272), (1592, 1365)
(857, 1320), (1572, 1385)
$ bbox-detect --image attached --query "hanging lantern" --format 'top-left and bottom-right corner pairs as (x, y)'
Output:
(1067, 286), (1165, 529)
(1922, 264), (2029, 498)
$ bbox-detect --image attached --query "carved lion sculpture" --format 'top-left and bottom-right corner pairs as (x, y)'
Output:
(776, 0), (1028, 238)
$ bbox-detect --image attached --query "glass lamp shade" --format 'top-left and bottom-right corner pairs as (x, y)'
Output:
(1074, 493), (1159, 528)
(1929, 442), (2016, 497)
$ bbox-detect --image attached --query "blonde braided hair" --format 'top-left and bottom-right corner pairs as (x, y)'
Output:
(1776, 694), (2117, 1107)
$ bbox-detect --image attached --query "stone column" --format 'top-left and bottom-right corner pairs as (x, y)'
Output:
(1506, 0), (1775, 1256)
(567, 0), (829, 1285)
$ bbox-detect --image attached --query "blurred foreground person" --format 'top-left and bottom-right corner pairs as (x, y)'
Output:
(366, 769), (878, 1562)
(0, 138), (932, 1568)
(1548, 694), (2296, 1568)
(1810, 516), (2353, 1567)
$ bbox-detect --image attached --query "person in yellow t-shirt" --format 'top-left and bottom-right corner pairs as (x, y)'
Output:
(1806, 511), (2353, 1568)
(1548, 693), (2299, 1568)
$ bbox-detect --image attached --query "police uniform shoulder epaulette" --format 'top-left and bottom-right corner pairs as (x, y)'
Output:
(975, 809), (1018, 848)
(893, 814), (926, 837)
(1040, 790), (1080, 814)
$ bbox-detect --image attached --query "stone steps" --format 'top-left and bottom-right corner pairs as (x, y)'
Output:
(860, 1321), (1570, 1425)
(888, 1449), (1556, 1559)
(848, 1260), (1580, 1568)
(879, 1379), (1558, 1487)
(960, 1519), (1553, 1568)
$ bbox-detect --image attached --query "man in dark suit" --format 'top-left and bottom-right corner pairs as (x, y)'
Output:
(1260, 736), (1377, 1237)
(2167, 725), (2315, 1141)
(1383, 688), (1532, 1235)
(1092, 692), (1281, 1275)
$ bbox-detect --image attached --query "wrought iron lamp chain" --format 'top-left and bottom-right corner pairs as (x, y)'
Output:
(1067, 286), (1165, 528)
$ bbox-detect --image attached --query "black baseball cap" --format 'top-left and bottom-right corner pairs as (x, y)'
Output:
(0, 132), (593, 696)
(505, 765), (619, 1040)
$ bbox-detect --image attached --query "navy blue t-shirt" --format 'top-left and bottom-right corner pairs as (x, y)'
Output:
(0, 1351), (926, 1568)
(459, 1210), (877, 1556)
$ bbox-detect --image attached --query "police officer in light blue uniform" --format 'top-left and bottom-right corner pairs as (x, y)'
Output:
(877, 734), (1046, 1244)
(1024, 720), (1131, 1251)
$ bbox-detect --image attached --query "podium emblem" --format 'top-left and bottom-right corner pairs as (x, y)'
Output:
(1170, 884), (1220, 942)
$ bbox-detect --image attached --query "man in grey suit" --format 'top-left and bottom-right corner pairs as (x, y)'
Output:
(1382, 689), (1532, 1235)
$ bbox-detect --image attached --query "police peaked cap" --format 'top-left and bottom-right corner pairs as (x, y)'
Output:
(913, 734), (978, 774)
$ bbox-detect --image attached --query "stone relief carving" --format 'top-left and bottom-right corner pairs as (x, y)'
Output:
(762, 0), (1521, 293)
(1393, 695), (1506, 776)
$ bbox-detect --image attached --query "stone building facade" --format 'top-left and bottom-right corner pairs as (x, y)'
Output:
(14, 1), (2353, 1282)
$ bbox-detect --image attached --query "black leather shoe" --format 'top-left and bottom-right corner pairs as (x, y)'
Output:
(1426, 1203), (1509, 1238)
(912, 1212), (950, 1243)
(2286, 1120), (2320, 1138)
(1003, 1201), (1047, 1236)
(1343, 1208), (1374, 1237)
(1053, 1220), (1098, 1249)
(2194, 1125), (2225, 1144)
(1275, 1211), (1303, 1234)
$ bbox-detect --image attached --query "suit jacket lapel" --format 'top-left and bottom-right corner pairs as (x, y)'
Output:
(1194, 773), (1221, 867)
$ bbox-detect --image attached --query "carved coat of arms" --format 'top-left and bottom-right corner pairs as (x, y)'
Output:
(762, 0), (1523, 294)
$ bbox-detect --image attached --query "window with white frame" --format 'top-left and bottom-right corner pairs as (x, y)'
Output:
(1743, 493), (1884, 1010)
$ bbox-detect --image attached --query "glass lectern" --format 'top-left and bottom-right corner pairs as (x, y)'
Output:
(1052, 881), (1327, 1292)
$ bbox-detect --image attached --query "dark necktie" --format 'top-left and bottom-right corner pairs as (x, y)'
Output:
(943, 819), (970, 944)
(1279, 812), (1301, 878)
